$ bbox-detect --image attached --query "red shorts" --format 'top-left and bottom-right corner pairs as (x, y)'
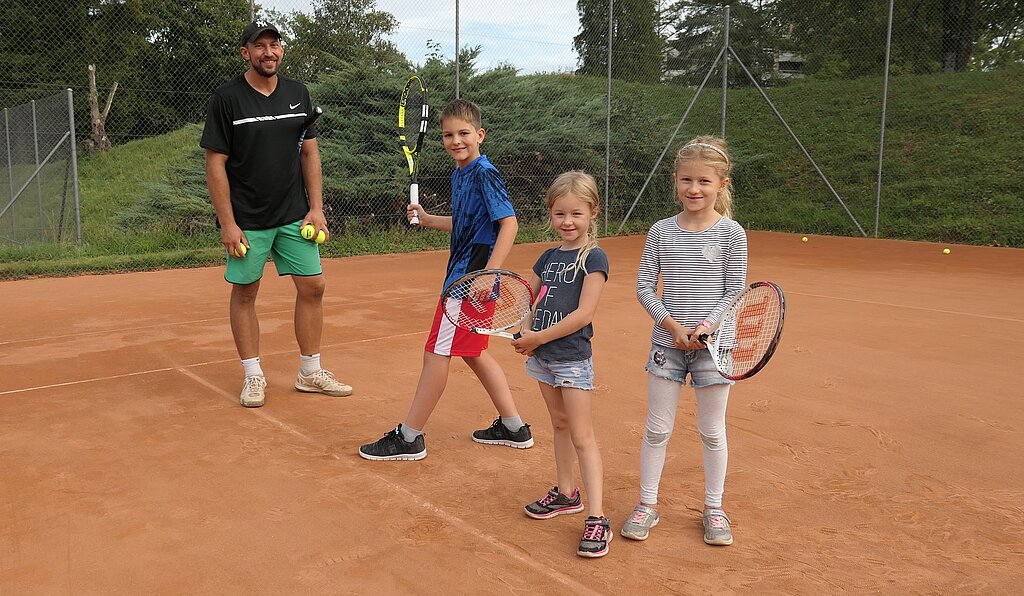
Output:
(424, 295), (491, 357)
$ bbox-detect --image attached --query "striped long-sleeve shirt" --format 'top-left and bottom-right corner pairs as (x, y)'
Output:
(636, 215), (748, 348)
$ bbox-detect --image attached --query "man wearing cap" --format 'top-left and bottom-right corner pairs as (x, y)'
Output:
(201, 21), (353, 408)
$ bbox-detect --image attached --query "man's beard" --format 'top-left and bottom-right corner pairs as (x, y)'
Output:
(253, 60), (278, 78)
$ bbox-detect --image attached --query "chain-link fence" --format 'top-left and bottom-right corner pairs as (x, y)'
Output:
(1, 0), (1021, 280)
(0, 90), (80, 246)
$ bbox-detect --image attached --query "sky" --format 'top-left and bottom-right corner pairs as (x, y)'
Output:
(263, 0), (582, 74)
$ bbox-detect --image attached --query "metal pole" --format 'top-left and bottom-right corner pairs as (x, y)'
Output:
(67, 89), (82, 244)
(730, 48), (866, 236)
(4, 108), (12, 241)
(33, 100), (44, 241)
(455, 0), (461, 99)
(720, 5), (729, 138)
(249, 0), (254, 21)
(874, 0), (895, 238)
(604, 0), (613, 233)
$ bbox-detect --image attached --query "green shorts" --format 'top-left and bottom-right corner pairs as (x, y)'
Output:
(225, 219), (322, 284)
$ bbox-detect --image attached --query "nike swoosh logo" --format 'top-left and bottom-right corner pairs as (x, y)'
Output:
(290, 103), (300, 109)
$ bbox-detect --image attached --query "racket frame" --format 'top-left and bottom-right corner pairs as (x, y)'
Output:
(441, 268), (535, 340)
(297, 106), (323, 152)
(398, 75), (429, 225)
(698, 281), (786, 381)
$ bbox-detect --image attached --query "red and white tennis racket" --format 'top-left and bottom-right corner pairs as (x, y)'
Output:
(697, 281), (786, 380)
(442, 269), (543, 339)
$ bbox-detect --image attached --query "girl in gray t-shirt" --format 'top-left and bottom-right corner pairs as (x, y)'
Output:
(512, 171), (611, 558)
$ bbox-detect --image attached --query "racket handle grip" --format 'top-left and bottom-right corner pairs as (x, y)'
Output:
(409, 183), (420, 226)
(697, 333), (710, 343)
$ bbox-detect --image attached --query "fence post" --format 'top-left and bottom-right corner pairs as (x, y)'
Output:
(604, 0), (614, 234)
(32, 100), (45, 241)
(67, 89), (82, 244)
(874, 0), (895, 238)
(720, 5), (729, 138)
(4, 108), (12, 242)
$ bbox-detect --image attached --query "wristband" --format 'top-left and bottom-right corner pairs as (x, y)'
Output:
(700, 320), (713, 330)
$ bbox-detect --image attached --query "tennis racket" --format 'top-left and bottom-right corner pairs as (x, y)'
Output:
(398, 75), (429, 225)
(697, 281), (786, 380)
(297, 106), (322, 152)
(442, 269), (539, 339)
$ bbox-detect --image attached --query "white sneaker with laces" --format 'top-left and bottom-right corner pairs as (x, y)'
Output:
(294, 368), (353, 397)
(240, 375), (267, 408)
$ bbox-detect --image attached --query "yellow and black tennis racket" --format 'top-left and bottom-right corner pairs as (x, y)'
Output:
(398, 75), (429, 225)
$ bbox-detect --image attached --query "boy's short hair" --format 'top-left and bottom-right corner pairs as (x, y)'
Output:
(439, 99), (482, 129)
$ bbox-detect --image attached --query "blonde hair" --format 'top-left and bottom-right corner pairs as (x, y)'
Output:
(674, 135), (733, 218)
(546, 171), (600, 276)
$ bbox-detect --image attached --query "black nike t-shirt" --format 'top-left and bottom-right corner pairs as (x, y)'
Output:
(200, 74), (317, 230)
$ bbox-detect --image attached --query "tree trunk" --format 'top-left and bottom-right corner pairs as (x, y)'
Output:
(941, 0), (978, 73)
(87, 64), (117, 151)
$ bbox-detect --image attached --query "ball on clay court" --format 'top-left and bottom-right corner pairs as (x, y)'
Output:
(801, 236), (808, 243)
(943, 248), (951, 254)
(233, 244), (247, 258)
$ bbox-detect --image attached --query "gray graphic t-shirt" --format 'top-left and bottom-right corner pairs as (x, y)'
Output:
(530, 246), (610, 362)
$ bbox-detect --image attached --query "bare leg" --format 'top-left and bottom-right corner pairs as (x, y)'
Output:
(292, 274), (325, 356)
(404, 351), (452, 430)
(463, 351), (519, 417)
(538, 383), (576, 494)
(230, 281), (261, 360)
(561, 387), (603, 517)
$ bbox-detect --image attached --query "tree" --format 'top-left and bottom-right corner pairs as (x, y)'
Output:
(575, 0), (663, 82)
(276, 0), (408, 82)
(661, 1), (784, 86)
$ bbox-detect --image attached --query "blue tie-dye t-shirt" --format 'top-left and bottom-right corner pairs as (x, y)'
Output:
(442, 155), (516, 292)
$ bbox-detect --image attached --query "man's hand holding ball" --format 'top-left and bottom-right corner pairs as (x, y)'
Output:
(301, 223), (326, 244)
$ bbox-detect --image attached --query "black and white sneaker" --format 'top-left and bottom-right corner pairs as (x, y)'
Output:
(358, 425), (426, 461)
(472, 418), (534, 449)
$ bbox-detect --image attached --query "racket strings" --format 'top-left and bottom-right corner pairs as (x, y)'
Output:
(400, 90), (427, 148)
(445, 275), (533, 332)
(716, 286), (783, 376)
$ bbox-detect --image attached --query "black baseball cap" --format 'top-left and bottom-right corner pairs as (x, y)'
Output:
(240, 20), (281, 46)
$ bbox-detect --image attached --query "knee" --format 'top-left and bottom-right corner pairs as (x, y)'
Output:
(699, 428), (727, 451)
(569, 426), (595, 448)
(296, 276), (326, 301)
(643, 427), (672, 448)
(231, 283), (259, 305)
(549, 413), (569, 434)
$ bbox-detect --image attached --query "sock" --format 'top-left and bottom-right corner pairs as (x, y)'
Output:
(299, 353), (321, 376)
(400, 424), (423, 443)
(501, 416), (524, 431)
(241, 357), (263, 378)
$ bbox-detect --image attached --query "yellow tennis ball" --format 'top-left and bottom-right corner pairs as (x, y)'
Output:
(233, 243), (247, 258)
(300, 224), (316, 240)
(801, 236), (808, 243)
(314, 229), (326, 244)
(943, 248), (950, 254)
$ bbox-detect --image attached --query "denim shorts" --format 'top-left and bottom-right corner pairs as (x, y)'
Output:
(645, 344), (733, 388)
(525, 356), (595, 390)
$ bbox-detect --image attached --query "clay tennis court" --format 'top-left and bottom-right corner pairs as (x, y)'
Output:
(2, 232), (1021, 594)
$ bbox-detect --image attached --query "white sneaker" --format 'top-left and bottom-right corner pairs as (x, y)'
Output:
(294, 368), (353, 397)
(240, 375), (266, 408)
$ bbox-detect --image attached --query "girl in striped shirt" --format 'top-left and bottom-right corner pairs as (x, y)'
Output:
(621, 136), (747, 547)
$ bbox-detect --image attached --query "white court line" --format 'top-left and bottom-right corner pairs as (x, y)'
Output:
(0, 331), (424, 397)
(0, 293), (437, 348)
(793, 291), (1024, 324)
(176, 367), (600, 595)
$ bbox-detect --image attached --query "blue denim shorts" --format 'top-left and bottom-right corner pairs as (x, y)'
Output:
(645, 344), (733, 388)
(525, 356), (595, 390)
